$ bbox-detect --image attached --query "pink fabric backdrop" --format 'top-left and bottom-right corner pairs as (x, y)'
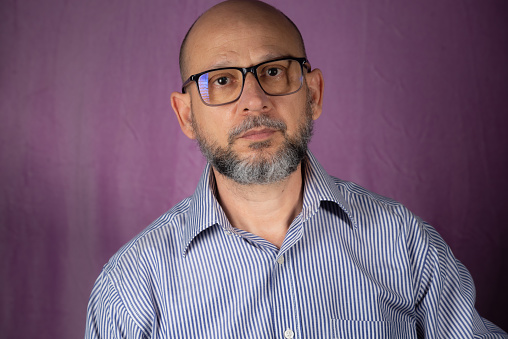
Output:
(1, 1), (507, 337)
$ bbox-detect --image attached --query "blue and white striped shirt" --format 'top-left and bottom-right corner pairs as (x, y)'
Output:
(86, 151), (506, 338)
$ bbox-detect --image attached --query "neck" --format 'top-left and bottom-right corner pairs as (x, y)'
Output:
(213, 163), (304, 248)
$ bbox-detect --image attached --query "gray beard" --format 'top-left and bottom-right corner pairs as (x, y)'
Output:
(191, 96), (314, 185)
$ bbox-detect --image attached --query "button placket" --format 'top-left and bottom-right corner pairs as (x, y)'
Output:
(271, 250), (299, 339)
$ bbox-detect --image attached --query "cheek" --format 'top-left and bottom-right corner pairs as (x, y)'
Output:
(275, 97), (309, 130)
(191, 107), (234, 145)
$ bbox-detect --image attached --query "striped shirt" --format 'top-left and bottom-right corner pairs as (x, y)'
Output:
(85, 151), (507, 338)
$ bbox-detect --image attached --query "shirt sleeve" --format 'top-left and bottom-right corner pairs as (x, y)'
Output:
(85, 269), (149, 339)
(408, 218), (507, 338)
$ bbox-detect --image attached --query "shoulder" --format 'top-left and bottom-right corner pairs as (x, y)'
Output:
(332, 177), (402, 209)
(331, 177), (420, 228)
(101, 197), (192, 279)
(86, 197), (195, 334)
(329, 177), (444, 259)
(331, 176), (460, 268)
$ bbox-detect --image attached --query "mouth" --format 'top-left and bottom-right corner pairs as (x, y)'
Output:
(239, 128), (278, 141)
(227, 116), (287, 145)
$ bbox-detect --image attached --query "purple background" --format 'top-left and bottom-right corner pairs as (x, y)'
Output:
(1, 0), (507, 337)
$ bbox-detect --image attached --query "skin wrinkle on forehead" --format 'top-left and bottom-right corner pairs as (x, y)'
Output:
(179, 0), (306, 81)
(201, 51), (296, 75)
(199, 45), (291, 71)
(187, 33), (295, 74)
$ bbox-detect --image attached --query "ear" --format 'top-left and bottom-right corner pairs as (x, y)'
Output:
(171, 91), (196, 139)
(306, 68), (324, 120)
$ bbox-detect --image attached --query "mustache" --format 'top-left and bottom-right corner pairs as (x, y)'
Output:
(227, 115), (287, 145)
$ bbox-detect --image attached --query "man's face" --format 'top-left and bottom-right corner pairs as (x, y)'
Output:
(176, 3), (322, 184)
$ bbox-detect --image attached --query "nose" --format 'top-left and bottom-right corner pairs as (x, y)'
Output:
(237, 72), (272, 113)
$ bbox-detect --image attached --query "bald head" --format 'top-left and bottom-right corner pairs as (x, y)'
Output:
(179, 0), (306, 81)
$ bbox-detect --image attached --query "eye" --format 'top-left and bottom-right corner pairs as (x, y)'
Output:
(266, 67), (282, 77)
(207, 70), (239, 87)
(214, 76), (229, 86)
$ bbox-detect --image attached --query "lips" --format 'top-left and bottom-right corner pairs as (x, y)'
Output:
(240, 128), (277, 140)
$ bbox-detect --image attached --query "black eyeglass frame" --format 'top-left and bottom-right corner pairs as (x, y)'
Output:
(181, 57), (311, 106)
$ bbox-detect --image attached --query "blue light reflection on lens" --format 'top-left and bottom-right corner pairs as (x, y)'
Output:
(198, 73), (209, 102)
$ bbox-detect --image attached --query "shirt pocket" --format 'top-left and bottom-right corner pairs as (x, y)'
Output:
(332, 319), (417, 339)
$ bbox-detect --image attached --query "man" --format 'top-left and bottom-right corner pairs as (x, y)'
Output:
(85, 0), (507, 338)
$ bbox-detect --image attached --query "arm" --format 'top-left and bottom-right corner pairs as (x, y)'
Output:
(85, 270), (149, 339)
(408, 219), (507, 338)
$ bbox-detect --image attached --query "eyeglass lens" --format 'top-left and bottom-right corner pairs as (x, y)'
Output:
(197, 59), (303, 105)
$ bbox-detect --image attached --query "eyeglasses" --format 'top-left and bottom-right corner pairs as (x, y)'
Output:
(181, 57), (310, 106)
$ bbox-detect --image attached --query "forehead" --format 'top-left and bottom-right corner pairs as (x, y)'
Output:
(184, 2), (303, 74)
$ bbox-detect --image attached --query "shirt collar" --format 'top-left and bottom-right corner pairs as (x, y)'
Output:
(181, 163), (220, 256)
(302, 151), (357, 229)
(180, 150), (357, 256)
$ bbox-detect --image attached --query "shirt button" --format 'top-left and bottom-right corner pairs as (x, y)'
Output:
(284, 329), (294, 338)
(277, 256), (285, 265)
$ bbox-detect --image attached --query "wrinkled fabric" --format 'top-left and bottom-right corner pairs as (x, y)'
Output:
(86, 152), (507, 338)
